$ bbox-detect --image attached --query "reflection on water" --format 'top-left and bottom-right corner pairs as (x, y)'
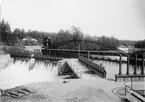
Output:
(93, 60), (143, 80)
(0, 58), (58, 89)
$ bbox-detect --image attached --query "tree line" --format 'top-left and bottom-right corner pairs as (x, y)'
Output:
(0, 19), (122, 50)
(134, 40), (145, 48)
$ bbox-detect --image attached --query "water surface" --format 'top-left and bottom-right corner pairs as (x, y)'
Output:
(0, 58), (58, 89)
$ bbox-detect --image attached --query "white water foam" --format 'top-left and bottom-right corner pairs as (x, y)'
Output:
(0, 58), (58, 89)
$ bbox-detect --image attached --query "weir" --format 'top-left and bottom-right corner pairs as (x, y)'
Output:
(8, 51), (62, 61)
(0, 58), (58, 89)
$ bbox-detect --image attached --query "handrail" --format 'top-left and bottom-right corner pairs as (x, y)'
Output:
(78, 56), (106, 78)
(124, 82), (145, 90)
(124, 83), (145, 102)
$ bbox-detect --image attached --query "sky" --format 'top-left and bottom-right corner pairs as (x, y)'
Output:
(1, 0), (145, 40)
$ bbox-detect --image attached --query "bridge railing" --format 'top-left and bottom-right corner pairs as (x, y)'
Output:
(124, 82), (145, 101)
(78, 56), (106, 78)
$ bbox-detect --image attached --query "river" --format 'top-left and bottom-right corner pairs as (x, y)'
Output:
(0, 55), (144, 89)
(92, 55), (143, 80)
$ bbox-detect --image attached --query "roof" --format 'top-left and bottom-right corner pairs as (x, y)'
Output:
(43, 36), (51, 40)
(22, 37), (37, 42)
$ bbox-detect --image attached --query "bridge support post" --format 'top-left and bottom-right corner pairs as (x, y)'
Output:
(134, 54), (137, 75)
(141, 54), (144, 75)
(119, 54), (122, 75)
(78, 45), (80, 57)
(88, 51), (90, 60)
(47, 50), (48, 55)
(126, 55), (130, 75)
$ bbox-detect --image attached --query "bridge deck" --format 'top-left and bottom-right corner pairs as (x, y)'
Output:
(66, 59), (100, 79)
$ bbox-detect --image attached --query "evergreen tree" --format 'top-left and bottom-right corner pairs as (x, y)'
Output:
(0, 19), (11, 42)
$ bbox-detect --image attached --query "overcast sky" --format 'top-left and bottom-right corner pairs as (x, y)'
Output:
(1, 0), (145, 40)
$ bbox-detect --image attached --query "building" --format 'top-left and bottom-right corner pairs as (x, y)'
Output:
(22, 37), (37, 45)
(43, 36), (51, 47)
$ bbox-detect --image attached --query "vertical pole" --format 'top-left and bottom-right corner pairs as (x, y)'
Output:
(126, 55), (130, 75)
(78, 45), (80, 57)
(75, 42), (76, 58)
(119, 54), (122, 75)
(141, 54), (144, 75)
(134, 54), (137, 75)
(125, 85), (126, 95)
(115, 75), (117, 81)
(88, 51), (90, 60)
(131, 77), (133, 90)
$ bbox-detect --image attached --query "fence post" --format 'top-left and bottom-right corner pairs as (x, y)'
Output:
(134, 54), (137, 75)
(141, 54), (144, 75)
(88, 51), (90, 60)
(125, 85), (126, 95)
(126, 55), (130, 75)
(119, 54), (122, 75)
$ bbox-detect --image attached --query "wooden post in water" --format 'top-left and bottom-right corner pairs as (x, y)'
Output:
(78, 45), (80, 57)
(119, 54), (122, 75)
(126, 55), (130, 75)
(134, 54), (137, 75)
(88, 51), (90, 60)
(141, 54), (144, 75)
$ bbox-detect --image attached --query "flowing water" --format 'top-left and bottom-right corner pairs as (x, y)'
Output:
(0, 58), (58, 89)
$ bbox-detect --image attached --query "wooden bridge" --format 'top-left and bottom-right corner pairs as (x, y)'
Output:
(42, 39), (127, 57)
